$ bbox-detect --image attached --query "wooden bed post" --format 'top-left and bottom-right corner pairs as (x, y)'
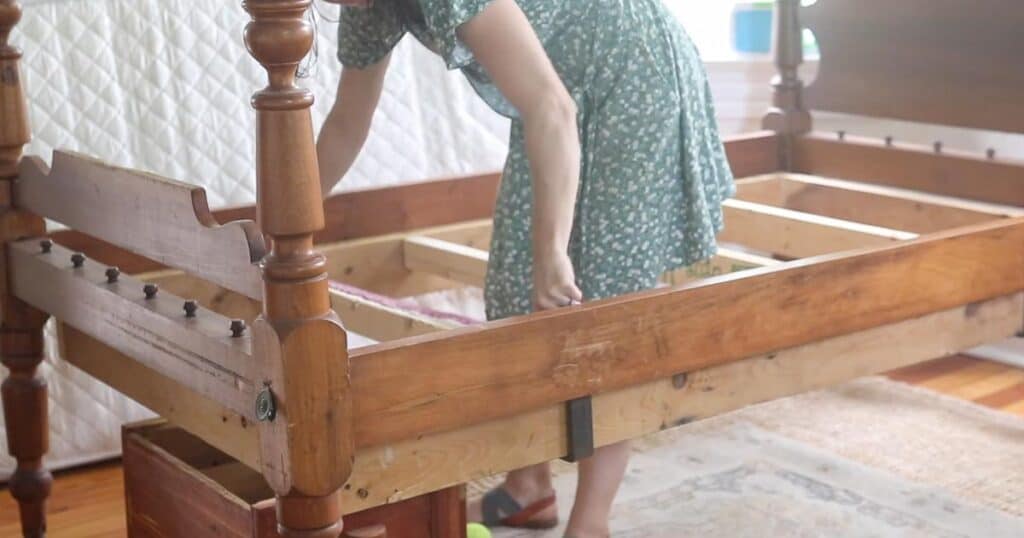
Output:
(762, 0), (811, 169)
(1, 1), (52, 537)
(242, 1), (353, 536)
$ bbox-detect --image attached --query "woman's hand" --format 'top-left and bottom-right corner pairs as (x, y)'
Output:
(532, 251), (583, 311)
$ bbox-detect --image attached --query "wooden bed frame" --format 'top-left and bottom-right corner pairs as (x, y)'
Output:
(2, 0), (1023, 536)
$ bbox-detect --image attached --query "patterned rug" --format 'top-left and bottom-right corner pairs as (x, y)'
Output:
(472, 377), (1024, 538)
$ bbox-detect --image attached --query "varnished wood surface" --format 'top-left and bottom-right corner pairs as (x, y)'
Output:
(792, 134), (1024, 207)
(41, 131), (778, 278)
(9, 241), (257, 416)
(802, 0), (1024, 134)
(349, 219), (1024, 448)
(3, 354), (1023, 537)
(16, 153), (265, 298)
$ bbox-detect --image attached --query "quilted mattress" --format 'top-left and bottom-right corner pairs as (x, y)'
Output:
(1, 0), (510, 479)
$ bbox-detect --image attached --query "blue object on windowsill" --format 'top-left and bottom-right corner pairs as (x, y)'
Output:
(732, 2), (774, 54)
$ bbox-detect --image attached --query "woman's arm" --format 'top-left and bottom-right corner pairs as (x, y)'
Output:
(458, 0), (584, 309)
(317, 55), (392, 196)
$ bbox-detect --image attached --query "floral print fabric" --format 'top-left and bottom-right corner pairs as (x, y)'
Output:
(337, 0), (735, 320)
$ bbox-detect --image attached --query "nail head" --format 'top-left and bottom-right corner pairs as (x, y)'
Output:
(884, 135), (893, 147)
(183, 300), (198, 318)
(672, 373), (688, 389)
(987, 148), (996, 160)
(933, 141), (943, 153)
(837, 130), (846, 141)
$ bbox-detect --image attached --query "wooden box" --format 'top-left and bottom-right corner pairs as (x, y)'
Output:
(122, 420), (466, 537)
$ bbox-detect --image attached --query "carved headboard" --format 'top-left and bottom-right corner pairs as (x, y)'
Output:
(801, 0), (1024, 134)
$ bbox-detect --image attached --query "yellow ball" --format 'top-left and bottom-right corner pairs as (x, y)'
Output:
(466, 522), (492, 538)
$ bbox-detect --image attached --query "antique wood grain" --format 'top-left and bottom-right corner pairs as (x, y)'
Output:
(45, 291), (1024, 514)
(1, 3), (53, 535)
(341, 294), (1022, 510)
(348, 219), (1024, 447)
(58, 325), (260, 468)
(243, 1), (352, 534)
(802, 0), (1024, 133)
(16, 152), (266, 298)
(9, 240), (256, 415)
(791, 134), (1024, 207)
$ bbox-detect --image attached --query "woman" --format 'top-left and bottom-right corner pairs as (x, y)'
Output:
(317, 0), (734, 536)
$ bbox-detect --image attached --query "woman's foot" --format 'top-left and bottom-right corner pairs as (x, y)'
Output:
(468, 484), (559, 528)
(468, 464), (558, 528)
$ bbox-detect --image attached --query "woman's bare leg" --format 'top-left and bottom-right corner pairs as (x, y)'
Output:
(564, 441), (631, 538)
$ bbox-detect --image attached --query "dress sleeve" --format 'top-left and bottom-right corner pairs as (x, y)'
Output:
(336, 2), (407, 68)
(418, 0), (497, 69)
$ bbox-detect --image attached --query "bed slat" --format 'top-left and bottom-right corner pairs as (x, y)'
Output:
(16, 152), (265, 298)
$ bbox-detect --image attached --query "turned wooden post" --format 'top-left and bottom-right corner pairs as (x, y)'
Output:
(242, 1), (353, 536)
(1, 2), (52, 537)
(762, 0), (811, 169)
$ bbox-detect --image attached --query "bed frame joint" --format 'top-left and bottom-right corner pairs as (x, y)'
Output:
(561, 396), (595, 463)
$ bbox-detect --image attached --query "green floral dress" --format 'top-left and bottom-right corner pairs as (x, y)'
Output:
(337, 0), (735, 321)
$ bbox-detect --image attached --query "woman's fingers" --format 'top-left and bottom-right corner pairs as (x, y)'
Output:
(533, 283), (583, 311)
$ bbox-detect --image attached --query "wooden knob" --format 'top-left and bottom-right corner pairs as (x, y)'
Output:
(183, 300), (198, 318)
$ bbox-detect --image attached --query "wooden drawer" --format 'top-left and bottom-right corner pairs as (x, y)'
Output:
(122, 420), (466, 538)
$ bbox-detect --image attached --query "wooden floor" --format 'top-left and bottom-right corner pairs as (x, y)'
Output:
(2, 354), (1023, 537)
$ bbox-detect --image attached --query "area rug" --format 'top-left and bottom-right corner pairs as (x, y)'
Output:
(470, 377), (1024, 537)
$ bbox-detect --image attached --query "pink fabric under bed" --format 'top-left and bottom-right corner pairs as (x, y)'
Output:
(328, 280), (482, 327)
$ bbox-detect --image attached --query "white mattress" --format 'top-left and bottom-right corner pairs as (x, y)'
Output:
(1, 0), (510, 479)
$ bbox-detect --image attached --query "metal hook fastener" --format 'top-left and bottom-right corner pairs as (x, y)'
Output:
(70, 252), (85, 268)
(255, 387), (277, 422)
(230, 319), (247, 338)
(143, 284), (159, 300)
(105, 267), (120, 283)
(39, 239), (52, 253)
